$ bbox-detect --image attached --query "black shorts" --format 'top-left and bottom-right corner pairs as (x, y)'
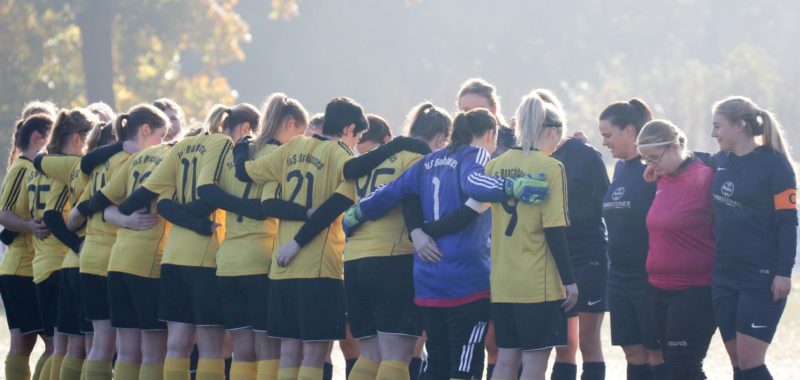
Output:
(345, 255), (422, 339)
(0, 275), (43, 335)
(713, 279), (786, 344)
(649, 285), (716, 360)
(607, 272), (658, 349)
(493, 301), (567, 351)
(108, 272), (165, 331)
(36, 271), (61, 337)
(57, 268), (92, 335)
(217, 274), (270, 332)
(267, 278), (346, 341)
(566, 260), (608, 318)
(80, 273), (111, 321)
(158, 264), (223, 326)
(421, 298), (490, 380)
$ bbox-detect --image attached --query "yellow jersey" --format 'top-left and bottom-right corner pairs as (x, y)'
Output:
(485, 149), (570, 303)
(79, 151), (131, 276)
(216, 142), (280, 277)
(0, 158), (35, 276)
(26, 168), (69, 283)
(104, 145), (173, 278)
(38, 155), (87, 269)
(343, 150), (421, 261)
(143, 134), (228, 268)
(243, 135), (355, 280)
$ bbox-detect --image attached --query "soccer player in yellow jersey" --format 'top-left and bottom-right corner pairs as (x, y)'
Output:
(79, 104), (174, 380)
(118, 103), (257, 380)
(67, 104), (169, 379)
(232, 97), (368, 380)
(486, 93), (578, 380)
(195, 94), (314, 380)
(341, 106), (453, 380)
(31, 110), (101, 380)
(0, 115), (52, 380)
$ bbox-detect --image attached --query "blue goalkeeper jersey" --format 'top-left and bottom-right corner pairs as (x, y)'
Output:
(359, 145), (509, 307)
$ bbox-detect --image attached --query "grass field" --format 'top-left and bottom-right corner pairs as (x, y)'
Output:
(3, 292), (800, 378)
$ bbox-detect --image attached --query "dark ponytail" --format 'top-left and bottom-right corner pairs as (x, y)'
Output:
(7, 116), (54, 167)
(112, 104), (168, 141)
(359, 114), (392, 145)
(206, 103), (260, 135)
(48, 109), (96, 154)
(406, 102), (452, 142)
(447, 108), (497, 152)
(599, 98), (653, 134)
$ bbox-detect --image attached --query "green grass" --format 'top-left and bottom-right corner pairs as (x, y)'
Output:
(3, 293), (799, 378)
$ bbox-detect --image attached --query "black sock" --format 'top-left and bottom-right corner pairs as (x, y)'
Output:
(190, 345), (199, 380)
(741, 365), (772, 380)
(486, 363), (495, 380)
(551, 362), (577, 380)
(626, 364), (653, 380)
(224, 357), (232, 379)
(734, 367), (743, 380)
(651, 363), (667, 380)
(581, 362), (605, 380)
(345, 358), (357, 378)
(324, 362), (333, 380)
(409, 357), (423, 380)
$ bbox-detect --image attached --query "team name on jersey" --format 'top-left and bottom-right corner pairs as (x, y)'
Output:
(286, 153), (325, 170)
(496, 168), (526, 178)
(424, 157), (458, 170)
(177, 143), (207, 159)
(131, 154), (162, 167)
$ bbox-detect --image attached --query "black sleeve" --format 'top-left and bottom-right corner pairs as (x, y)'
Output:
(156, 199), (214, 236)
(118, 187), (158, 215)
(81, 142), (123, 175)
(422, 205), (480, 238)
(42, 210), (84, 253)
(293, 193), (353, 247)
(544, 227), (575, 285)
(0, 228), (19, 245)
(233, 140), (254, 183)
(401, 195), (424, 235)
(342, 137), (431, 180)
(262, 199), (309, 221)
(776, 209), (798, 277)
(32, 154), (45, 173)
(197, 184), (265, 220)
(76, 191), (113, 217)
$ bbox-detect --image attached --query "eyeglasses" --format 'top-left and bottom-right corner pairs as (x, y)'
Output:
(640, 146), (670, 166)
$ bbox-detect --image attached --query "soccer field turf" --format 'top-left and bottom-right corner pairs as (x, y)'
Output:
(3, 291), (800, 378)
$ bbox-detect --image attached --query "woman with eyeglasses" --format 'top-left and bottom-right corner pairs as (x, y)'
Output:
(637, 120), (716, 380)
(598, 99), (665, 379)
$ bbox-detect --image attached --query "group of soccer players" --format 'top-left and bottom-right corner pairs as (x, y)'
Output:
(0, 77), (796, 380)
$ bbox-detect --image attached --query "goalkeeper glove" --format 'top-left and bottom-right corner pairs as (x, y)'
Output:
(504, 173), (549, 204)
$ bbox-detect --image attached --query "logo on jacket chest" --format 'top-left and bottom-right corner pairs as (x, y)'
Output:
(611, 187), (625, 201)
(721, 182), (735, 197)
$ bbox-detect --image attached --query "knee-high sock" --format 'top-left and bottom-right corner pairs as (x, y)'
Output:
(377, 360), (410, 380)
(256, 360), (279, 380)
(59, 357), (84, 380)
(163, 358), (190, 380)
(5, 354), (32, 380)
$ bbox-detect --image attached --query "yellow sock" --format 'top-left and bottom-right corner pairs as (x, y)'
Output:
(348, 357), (379, 380)
(256, 360), (279, 380)
(297, 366), (323, 380)
(138, 363), (163, 380)
(195, 359), (225, 380)
(376, 361), (409, 380)
(229, 361), (257, 380)
(38, 356), (54, 380)
(5, 354), (31, 380)
(59, 357), (84, 380)
(112, 361), (139, 380)
(80, 360), (88, 380)
(276, 367), (299, 380)
(83, 360), (113, 380)
(163, 358), (189, 380)
(49, 355), (65, 380)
